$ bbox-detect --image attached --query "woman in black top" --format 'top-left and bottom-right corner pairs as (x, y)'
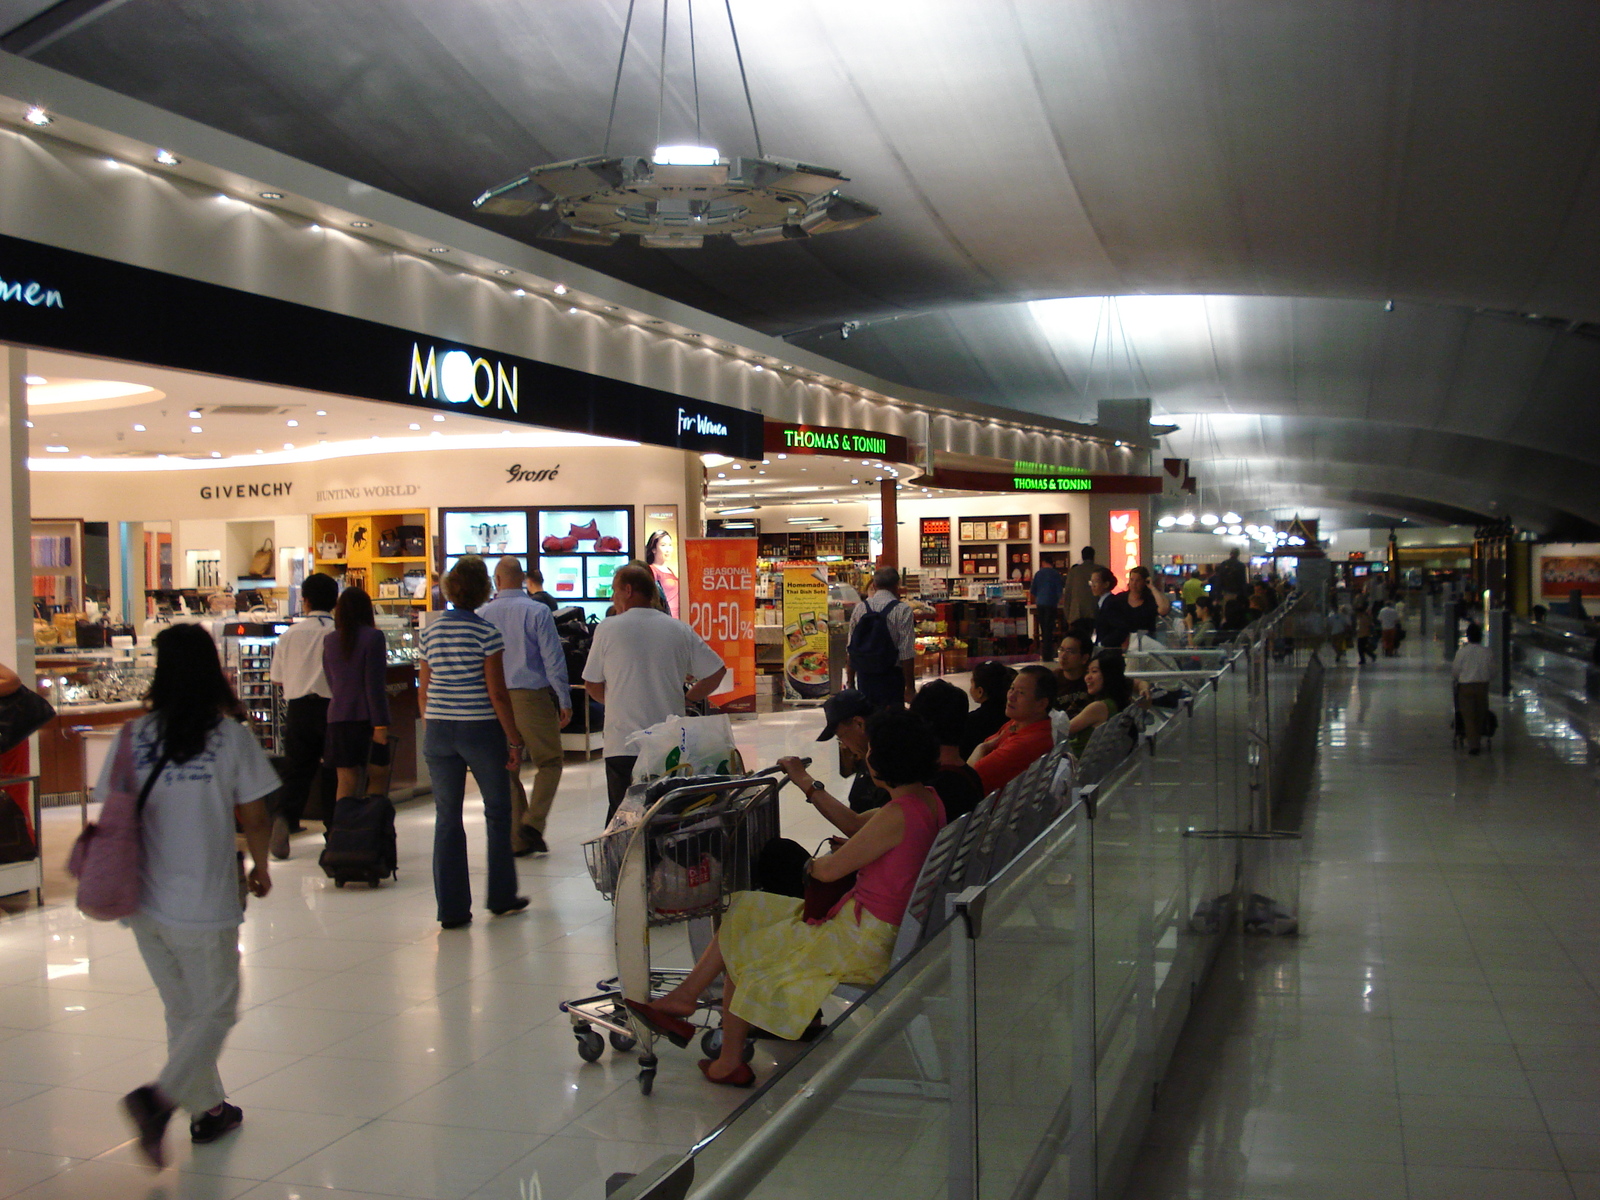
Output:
(960, 660), (1015, 758)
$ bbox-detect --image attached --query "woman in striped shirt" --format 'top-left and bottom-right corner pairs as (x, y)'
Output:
(418, 557), (526, 928)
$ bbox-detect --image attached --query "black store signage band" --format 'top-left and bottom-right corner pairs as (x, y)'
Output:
(0, 232), (763, 459)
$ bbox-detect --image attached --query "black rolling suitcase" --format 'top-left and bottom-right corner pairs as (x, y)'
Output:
(318, 741), (398, 888)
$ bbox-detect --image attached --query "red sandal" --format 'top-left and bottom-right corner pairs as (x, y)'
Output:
(698, 1058), (756, 1088)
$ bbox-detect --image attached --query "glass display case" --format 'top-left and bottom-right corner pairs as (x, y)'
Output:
(35, 649), (154, 709)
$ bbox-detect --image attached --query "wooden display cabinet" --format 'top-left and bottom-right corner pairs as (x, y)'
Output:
(31, 518), (83, 616)
(1039, 512), (1072, 546)
(310, 510), (432, 608)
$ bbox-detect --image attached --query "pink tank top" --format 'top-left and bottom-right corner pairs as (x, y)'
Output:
(846, 789), (947, 926)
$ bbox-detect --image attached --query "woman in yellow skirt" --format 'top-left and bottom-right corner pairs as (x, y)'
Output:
(632, 710), (946, 1086)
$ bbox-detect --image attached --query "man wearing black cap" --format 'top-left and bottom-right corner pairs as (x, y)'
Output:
(785, 689), (886, 814)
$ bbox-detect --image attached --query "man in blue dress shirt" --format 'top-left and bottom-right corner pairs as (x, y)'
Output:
(481, 557), (571, 855)
(1029, 556), (1065, 660)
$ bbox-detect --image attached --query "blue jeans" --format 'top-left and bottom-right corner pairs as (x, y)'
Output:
(424, 718), (517, 923)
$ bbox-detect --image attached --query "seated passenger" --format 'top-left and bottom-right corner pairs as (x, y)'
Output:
(908, 678), (984, 819)
(959, 660), (1015, 758)
(1065, 649), (1135, 758)
(969, 664), (1058, 795)
(1052, 629), (1094, 716)
(637, 711), (946, 1087)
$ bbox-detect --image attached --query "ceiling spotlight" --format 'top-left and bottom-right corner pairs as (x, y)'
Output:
(23, 420), (32, 428)
(315, 410), (327, 416)
(1223, 512), (1241, 524)
(188, 410), (201, 418)
(351, 220), (373, 229)
(408, 423), (421, 430)
(1158, 515), (1176, 528)
(23, 106), (52, 127)
(284, 442), (294, 450)
(286, 419), (299, 427)
(1212, 526), (1229, 536)
(432, 414), (445, 422)
(131, 424), (145, 432)
(210, 451), (222, 458)
(258, 191), (283, 200)
(1178, 513), (1196, 525)
(552, 284), (569, 295)
(190, 425), (202, 433)
(495, 268), (512, 276)
(44, 445), (69, 453)
(568, 306), (579, 315)
(153, 148), (181, 166)
(24, 375), (45, 385)
(1227, 525), (1243, 536)
(1201, 513), (1218, 526)
(427, 246), (449, 254)
(512, 288), (527, 297)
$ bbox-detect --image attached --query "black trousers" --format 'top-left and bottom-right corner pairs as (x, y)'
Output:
(278, 694), (334, 826)
(604, 755), (638, 823)
(1035, 604), (1060, 659)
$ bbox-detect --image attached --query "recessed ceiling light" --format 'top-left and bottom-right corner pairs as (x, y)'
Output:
(153, 148), (181, 166)
(190, 425), (202, 433)
(132, 424), (145, 431)
(24, 375), (45, 385)
(495, 268), (512, 276)
(428, 246), (449, 254)
(408, 423), (420, 430)
(315, 410), (327, 416)
(432, 414), (445, 422)
(188, 410), (201, 418)
(255, 448), (264, 454)
(283, 442), (294, 449)
(568, 306), (579, 315)
(308, 223), (321, 232)
(258, 191), (283, 200)
(24, 106), (52, 127)
(44, 445), (69, 453)
(603, 305), (618, 312)
(286, 419), (299, 427)
(512, 288), (527, 297)
(753, 365), (764, 372)
(210, 451), (221, 458)
(23, 420), (32, 428)
(553, 284), (568, 295)
(351, 220), (373, 229)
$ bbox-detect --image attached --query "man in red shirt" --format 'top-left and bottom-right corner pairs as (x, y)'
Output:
(970, 664), (1059, 795)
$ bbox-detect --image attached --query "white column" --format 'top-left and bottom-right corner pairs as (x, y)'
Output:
(3, 347), (33, 683)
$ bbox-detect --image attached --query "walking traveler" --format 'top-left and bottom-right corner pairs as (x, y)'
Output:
(1354, 599), (1375, 664)
(1378, 601), (1401, 656)
(1452, 623), (1493, 755)
(634, 710), (946, 1087)
(1029, 557), (1064, 660)
(114, 624), (278, 1170)
(1213, 547), (1248, 601)
(321, 586), (390, 812)
(583, 564), (727, 821)
(846, 567), (917, 709)
(1064, 649), (1134, 758)
(418, 556), (527, 928)
(1181, 569), (1207, 612)
(970, 664), (1059, 794)
(265, 571), (337, 858)
(1328, 605), (1351, 663)
(480, 557), (571, 857)
(1090, 567), (1125, 648)
(1063, 546), (1099, 627)
(960, 660), (1015, 758)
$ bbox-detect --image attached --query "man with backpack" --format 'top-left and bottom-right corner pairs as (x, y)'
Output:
(847, 567), (917, 709)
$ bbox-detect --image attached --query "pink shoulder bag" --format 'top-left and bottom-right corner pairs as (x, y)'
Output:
(67, 725), (170, 921)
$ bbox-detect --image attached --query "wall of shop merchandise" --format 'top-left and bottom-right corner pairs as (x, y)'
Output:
(894, 493), (1094, 581)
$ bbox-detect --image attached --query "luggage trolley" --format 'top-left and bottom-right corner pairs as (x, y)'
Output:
(562, 766), (787, 1094)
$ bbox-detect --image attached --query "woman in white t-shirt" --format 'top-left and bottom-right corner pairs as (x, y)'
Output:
(113, 623), (280, 1170)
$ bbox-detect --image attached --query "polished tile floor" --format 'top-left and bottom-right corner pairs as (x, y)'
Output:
(0, 704), (841, 1200)
(1126, 637), (1600, 1200)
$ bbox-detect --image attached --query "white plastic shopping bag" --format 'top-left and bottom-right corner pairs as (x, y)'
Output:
(625, 714), (738, 784)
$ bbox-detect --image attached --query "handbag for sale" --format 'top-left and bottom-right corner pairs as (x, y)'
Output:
(67, 726), (170, 921)
(247, 537), (274, 578)
(0, 685), (56, 755)
(397, 525), (426, 556)
(378, 529), (403, 557)
(801, 837), (856, 924)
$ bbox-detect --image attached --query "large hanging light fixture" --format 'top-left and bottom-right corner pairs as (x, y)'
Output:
(474, 0), (879, 248)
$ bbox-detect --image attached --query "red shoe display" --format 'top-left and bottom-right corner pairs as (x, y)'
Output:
(568, 519), (601, 543)
(596, 535), (623, 553)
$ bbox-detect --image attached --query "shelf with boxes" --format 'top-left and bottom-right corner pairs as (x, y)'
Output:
(932, 598), (1035, 662)
(310, 510), (432, 606)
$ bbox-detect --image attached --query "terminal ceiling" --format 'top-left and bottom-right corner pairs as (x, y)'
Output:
(9, 0), (1600, 533)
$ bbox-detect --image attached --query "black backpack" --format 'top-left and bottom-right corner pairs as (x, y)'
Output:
(848, 598), (902, 677)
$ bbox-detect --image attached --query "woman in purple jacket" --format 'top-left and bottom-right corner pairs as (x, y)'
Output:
(322, 587), (390, 808)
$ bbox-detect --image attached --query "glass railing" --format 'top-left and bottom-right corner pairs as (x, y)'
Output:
(613, 597), (1318, 1200)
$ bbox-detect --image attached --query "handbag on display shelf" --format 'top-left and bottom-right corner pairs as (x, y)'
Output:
(67, 726), (170, 921)
(0, 684), (56, 755)
(377, 529), (404, 557)
(247, 538), (275, 578)
(315, 534), (344, 560)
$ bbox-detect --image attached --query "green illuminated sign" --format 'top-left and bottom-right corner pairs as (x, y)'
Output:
(784, 427), (889, 455)
(1014, 460), (1089, 478)
(1014, 476), (1093, 492)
